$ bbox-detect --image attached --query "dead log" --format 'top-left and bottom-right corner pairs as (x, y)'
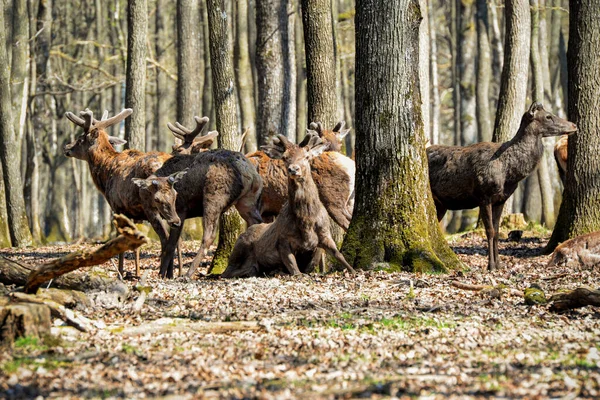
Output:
(549, 287), (600, 312)
(23, 214), (147, 293)
(10, 292), (93, 332)
(0, 301), (52, 347)
(36, 288), (91, 309)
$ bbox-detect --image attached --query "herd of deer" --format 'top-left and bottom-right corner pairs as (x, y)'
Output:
(64, 102), (576, 278)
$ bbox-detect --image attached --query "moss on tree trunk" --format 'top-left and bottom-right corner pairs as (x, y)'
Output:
(341, 0), (462, 273)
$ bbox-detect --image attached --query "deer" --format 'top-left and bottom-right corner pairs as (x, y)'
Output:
(554, 135), (568, 185)
(168, 116), (219, 155)
(64, 108), (183, 277)
(427, 103), (577, 271)
(221, 134), (356, 278)
(245, 121), (355, 228)
(133, 148), (263, 279)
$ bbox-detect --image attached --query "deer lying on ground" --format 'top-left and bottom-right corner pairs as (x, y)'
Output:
(547, 231), (600, 269)
(221, 134), (355, 278)
(427, 103), (577, 271)
(134, 148), (263, 279)
(64, 110), (208, 277)
(246, 122), (355, 228)
(554, 135), (568, 184)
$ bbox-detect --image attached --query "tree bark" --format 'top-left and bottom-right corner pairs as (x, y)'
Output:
(458, 0), (477, 146)
(428, 0), (440, 145)
(489, 0), (504, 109)
(206, 0), (244, 274)
(154, 0), (172, 152)
(200, 0), (214, 129)
(418, 0), (430, 142)
(295, 1), (308, 140)
(10, 0), (29, 156)
(475, 0), (492, 142)
(256, 0), (296, 144)
(0, 3), (33, 247)
(124, 0), (148, 150)
(234, 0), (257, 152)
(547, 0), (600, 251)
(176, 0), (202, 127)
(341, 0), (462, 272)
(492, 0), (530, 143)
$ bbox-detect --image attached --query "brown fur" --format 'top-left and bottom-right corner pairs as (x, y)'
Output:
(428, 103), (577, 271)
(554, 135), (568, 184)
(547, 231), (600, 269)
(139, 150), (263, 279)
(222, 135), (355, 278)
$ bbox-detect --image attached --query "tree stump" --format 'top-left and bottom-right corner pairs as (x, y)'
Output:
(0, 301), (51, 347)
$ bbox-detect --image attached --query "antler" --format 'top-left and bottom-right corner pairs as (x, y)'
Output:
(332, 121), (346, 132)
(167, 116), (210, 144)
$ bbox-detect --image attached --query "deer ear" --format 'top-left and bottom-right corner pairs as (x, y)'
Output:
(336, 128), (350, 140)
(527, 102), (544, 119)
(132, 178), (151, 190)
(168, 169), (188, 186)
(307, 143), (328, 159)
(108, 136), (127, 146)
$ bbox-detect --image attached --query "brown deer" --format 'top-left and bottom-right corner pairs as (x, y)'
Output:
(134, 148), (263, 279)
(221, 134), (356, 278)
(554, 135), (568, 184)
(427, 103), (577, 271)
(246, 122), (355, 228)
(168, 116), (218, 155)
(64, 109), (189, 277)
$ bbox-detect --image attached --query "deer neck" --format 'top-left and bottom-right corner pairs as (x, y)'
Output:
(288, 170), (322, 222)
(497, 122), (544, 184)
(86, 138), (119, 195)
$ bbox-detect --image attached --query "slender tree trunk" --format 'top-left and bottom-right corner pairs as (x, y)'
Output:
(124, 0), (147, 150)
(418, 0), (430, 141)
(458, 0), (477, 146)
(154, 0), (171, 152)
(200, 0), (214, 129)
(428, 0), (440, 145)
(341, 0), (461, 272)
(489, 0), (504, 109)
(475, 0), (492, 142)
(176, 0), (202, 127)
(295, 1), (307, 140)
(0, 5), (32, 247)
(234, 0), (257, 152)
(206, 0), (244, 274)
(547, 0), (600, 251)
(0, 165), (11, 247)
(10, 0), (29, 157)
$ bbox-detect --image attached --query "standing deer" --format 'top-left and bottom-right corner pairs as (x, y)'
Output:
(427, 103), (577, 271)
(221, 134), (355, 278)
(134, 148), (263, 279)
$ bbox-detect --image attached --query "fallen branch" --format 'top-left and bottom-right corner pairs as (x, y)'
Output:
(24, 215), (147, 294)
(549, 287), (600, 312)
(451, 281), (486, 291)
(10, 292), (93, 333)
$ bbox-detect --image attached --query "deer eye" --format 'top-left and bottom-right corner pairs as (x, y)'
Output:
(546, 115), (552, 120)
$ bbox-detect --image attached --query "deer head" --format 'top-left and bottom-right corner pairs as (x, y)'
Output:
(168, 116), (216, 154)
(132, 169), (188, 227)
(64, 109), (131, 160)
(262, 134), (328, 181)
(523, 103), (577, 138)
(303, 121), (350, 152)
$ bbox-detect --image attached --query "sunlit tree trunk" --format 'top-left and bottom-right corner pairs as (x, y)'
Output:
(475, 0), (492, 142)
(0, 3), (32, 247)
(125, 0), (147, 150)
(206, 0), (244, 273)
(428, 0), (440, 145)
(176, 0), (202, 127)
(418, 0), (430, 141)
(10, 0), (28, 159)
(341, 0), (461, 272)
(547, 0), (600, 251)
(295, 1), (307, 140)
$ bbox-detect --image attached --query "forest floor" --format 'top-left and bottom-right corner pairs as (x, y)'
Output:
(1, 229), (599, 399)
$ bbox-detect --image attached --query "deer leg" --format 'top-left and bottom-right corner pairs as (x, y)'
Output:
(187, 213), (219, 278)
(320, 237), (356, 274)
(159, 223), (183, 279)
(492, 202), (505, 270)
(118, 253), (125, 277)
(235, 202), (263, 226)
(177, 239), (183, 277)
(304, 248), (324, 274)
(480, 204), (496, 271)
(435, 203), (447, 222)
(277, 241), (302, 276)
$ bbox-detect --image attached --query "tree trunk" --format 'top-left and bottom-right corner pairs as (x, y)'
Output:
(0, 166), (11, 247)
(255, 0), (296, 144)
(492, 0), (530, 143)
(458, 0), (477, 146)
(10, 0), (29, 157)
(0, 4), (32, 247)
(206, 0), (244, 274)
(200, 0), (214, 129)
(418, 0), (430, 142)
(234, 0), (257, 152)
(547, 0), (600, 251)
(475, 0), (492, 142)
(176, 0), (202, 127)
(428, 0), (440, 145)
(154, 0), (172, 152)
(295, 1), (308, 140)
(489, 0), (504, 109)
(124, 0), (147, 150)
(341, 0), (461, 272)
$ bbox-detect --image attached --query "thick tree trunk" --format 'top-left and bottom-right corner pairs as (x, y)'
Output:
(206, 0), (244, 274)
(256, 0), (296, 144)
(176, 0), (202, 127)
(475, 0), (492, 142)
(492, 0), (530, 143)
(0, 5), (32, 247)
(341, 0), (461, 272)
(124, 0), (147, 150)
(234, 0), (257, 152)
(547, 0), (600, 251)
